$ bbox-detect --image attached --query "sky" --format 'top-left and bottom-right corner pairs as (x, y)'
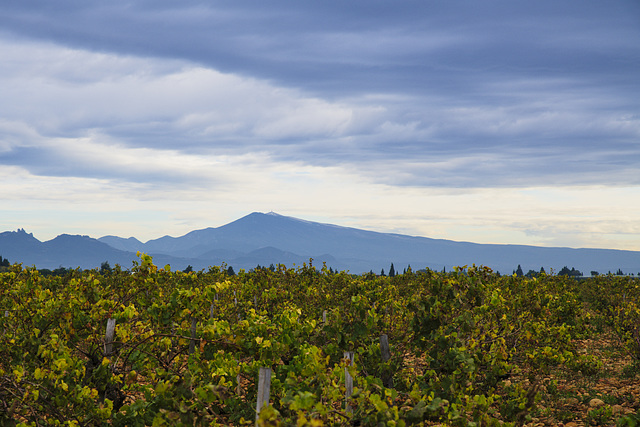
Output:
(1, 1), (640, 250)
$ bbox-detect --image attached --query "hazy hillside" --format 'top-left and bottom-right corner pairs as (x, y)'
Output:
(0, 230), (137, 269)
(2, 213), (640, 274)
(99, 212), (640, 274)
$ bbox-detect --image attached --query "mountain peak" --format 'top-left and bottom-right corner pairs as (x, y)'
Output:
(16, 228), (34, 237)
(1, 228), (39, 242)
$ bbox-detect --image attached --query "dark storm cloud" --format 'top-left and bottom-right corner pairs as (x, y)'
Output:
(3, 1), (638, 96)
(1, 0), (639, 188)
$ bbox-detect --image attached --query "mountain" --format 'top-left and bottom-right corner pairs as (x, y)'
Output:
(94, 212), (638, 274)
(2, 212), (640, 274)
(98, 236), (145, 253)
(0, 230), (205, 271)
(100, 212), (640, 274)
(0, 230), (134, 269)
(0, 229), (45, 263)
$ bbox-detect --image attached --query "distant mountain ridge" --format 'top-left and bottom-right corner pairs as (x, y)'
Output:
(1, 212), (640, 274)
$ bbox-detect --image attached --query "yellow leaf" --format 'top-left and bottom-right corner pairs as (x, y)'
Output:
(297, 413), (308, 427)
(13, 366), (24, 382)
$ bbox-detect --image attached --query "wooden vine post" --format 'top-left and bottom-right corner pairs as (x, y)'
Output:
(234, 290), (241, 321)
(380, 334), (393, 388)
(104, 318), (116, 357)
(344, 351), (355, 414)
(255, 367), (272, 424)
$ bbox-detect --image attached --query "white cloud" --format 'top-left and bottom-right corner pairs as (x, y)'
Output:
(0, 37), (379, 150)
(3, 129), (640, 251)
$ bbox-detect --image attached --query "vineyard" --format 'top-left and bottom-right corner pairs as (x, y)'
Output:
(1, 254), (640, 426)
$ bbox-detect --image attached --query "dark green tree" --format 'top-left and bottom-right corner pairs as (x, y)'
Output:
(558, 266), (582, 277)
(515, 265), (524, 277)
(227, 266), (236, 276)
(389, 263), (396, 277)
(100, 261), (112, 275)
(0, 255), (9, 272)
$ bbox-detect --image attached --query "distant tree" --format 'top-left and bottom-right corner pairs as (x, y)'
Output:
(50, 266), (70, 277)
(558, 266), (582, 277)
(515, 265), (524, 277)
(540, 266), (546, 275)
(389, 263), (396, 277)
(380, 268), (386, 276)
(100, 261), (112, 275)
(269, 264), (276, 272)
(182, 265), (193, 273)
(591, 271), (599, 277)
(616, 268), (624, 276)
(227, 266), (236, 276)
(0, 255), (9, 272)
(525, 269), (538, 278)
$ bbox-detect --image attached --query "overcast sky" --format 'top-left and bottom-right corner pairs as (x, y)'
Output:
(1, 1), (640, 251)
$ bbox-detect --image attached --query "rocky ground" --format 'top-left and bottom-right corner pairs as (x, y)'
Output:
(524, 321), (640, 426)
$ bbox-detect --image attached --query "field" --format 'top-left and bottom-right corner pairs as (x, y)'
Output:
(1, 254), (639, 426)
